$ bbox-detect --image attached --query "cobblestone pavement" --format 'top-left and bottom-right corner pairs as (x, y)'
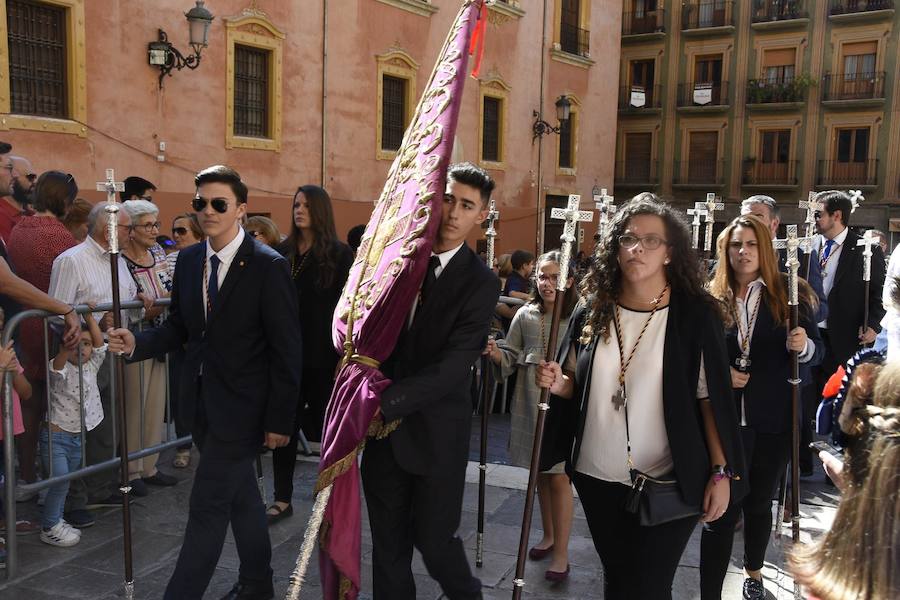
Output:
(0, 415), (838, 599)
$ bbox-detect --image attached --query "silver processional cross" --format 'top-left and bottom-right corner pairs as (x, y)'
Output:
(592, 188), (616, 242)
(696, 193), (724, 253)
(96, 168), (124, 205)
(772, 225), (814, 307)
(798, 191), (823, 239)
(484, 199), (499, 270)
(551, 194), (593, 297)
(687, 206), (708, 250)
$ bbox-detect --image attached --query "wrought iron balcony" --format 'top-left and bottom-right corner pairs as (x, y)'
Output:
(559, 23), (590, 56)
(830, 0), (894, 15)
(746, 77), (808, 103)
(673, 160), (726, 185)
(615, 160), (659, 185)
(821, 72), (885, 101)
(622, 9), (666, 36)
(682, 1), (734, 29)
(618, 84), (663, 110)
(677, 81), (729, 107)
(817, 159), (879, 186)
(752, 0), (808, 22)
(742, 159), (799, 185)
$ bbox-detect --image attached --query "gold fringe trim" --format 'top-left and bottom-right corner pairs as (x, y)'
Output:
(339, 576), (353, 600)
(314, 414), (403, 493)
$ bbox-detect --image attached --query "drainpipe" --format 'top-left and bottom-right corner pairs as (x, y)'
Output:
(535, 0), (549, 254)
(321, 0), (328, 186)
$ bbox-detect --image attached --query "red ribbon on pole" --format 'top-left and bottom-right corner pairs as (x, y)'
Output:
(469, 1), (488, 79)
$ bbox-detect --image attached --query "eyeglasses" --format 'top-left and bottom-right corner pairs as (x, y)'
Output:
(192, 197), (229, 214)
(537, 273), (560, 284)
(131, 222), (161, 233)
(172, 227), (188, 236)
(618, 234), (668, 251)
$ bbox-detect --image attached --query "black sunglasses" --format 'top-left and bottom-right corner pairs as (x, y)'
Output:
(172, 227), (188, 236)
(192, 197), (228, 214)
(25, 173), (36, 182)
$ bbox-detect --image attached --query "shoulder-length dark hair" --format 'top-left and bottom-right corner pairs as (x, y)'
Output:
(33, 171), (78, 219)
(530, 250), (578, 318)
(283, 185), (340, 288)
(580, 192), (714, 341)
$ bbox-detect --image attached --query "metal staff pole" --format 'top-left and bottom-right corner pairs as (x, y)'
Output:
(687, 206), (707, 251)
(476, 199), (499, 568)
(103, 183), (136, 600)
(773, 224), (814, 600)
(697, 193), (723, 261)
(511, 195), (592, 600)
(857, 230), (877, 345)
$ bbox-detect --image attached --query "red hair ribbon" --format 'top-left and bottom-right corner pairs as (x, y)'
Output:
(469, 1), (488, 79)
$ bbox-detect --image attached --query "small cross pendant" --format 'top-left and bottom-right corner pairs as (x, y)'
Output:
(612, 387), (627, 411)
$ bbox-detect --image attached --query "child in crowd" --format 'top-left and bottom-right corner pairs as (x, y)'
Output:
(41, 314), (106, 547)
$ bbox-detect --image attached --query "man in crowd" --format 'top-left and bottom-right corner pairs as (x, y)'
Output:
(361, 162), (499, 600)
(108, 165), (301, 600)
(812, 190), (886, 469)
(48, 203), (138, 528)
(9, 155), (36, 210)
(121, 176), (156, 203)
(496, 249), (533, 327)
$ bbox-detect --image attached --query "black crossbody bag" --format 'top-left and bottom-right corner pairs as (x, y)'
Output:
(621, 400), (701, 526)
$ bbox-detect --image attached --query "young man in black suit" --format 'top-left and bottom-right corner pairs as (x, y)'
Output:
(361, 163), (500, 600)
(108, 165), (302, 600)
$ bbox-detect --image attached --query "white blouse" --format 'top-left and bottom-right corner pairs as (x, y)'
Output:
(576, 306), (708, 485)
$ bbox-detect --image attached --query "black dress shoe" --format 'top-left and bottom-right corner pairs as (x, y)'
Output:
(219, 581), (274, 600)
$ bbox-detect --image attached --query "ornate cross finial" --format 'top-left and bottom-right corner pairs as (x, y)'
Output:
(686, 206), (708, 250)
(857, 229), (878, 282)
(484, 199), (499, 268)
(799, 191), (823, 238)
(849, 189), (864, 213)
(695, 193), (724, 252)
(96, 168), (125, 205)
(592, 188), (616, 241)
(551, 194), (593, 290)
(773, 225), (815, 305)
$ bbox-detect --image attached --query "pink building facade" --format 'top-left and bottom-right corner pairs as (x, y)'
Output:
(0, 0), (620, 256)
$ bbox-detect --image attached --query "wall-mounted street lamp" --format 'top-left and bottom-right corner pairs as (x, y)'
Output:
(148, 1), (215, 88)
(532, 95), (571, 141)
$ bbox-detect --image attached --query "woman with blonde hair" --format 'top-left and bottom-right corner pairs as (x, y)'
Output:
(245, 215), (280, 248)
(701, 215), (822, 599)
(791, 357), (900, 600)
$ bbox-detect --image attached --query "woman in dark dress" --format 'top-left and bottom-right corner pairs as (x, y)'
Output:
(267, 184), (353, 524)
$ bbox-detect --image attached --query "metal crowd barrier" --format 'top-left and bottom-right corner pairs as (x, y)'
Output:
(2, 299), (190, 580)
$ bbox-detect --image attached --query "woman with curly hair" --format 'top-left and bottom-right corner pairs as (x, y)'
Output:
(701, 215), (822, 600)
(536, 193), (746, 599)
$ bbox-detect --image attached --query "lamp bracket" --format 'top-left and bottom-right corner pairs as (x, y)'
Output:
(150, 29), (204, 88)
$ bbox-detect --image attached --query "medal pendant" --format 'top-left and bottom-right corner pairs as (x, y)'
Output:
(735, 355), (751, 373)
(612, 387), (627, 411)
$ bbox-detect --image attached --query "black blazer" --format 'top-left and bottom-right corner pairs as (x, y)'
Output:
(825, 230), (886, 367)
(132, 235), (303, 455)
(380, 244), (500, 475)
(542, 291), (748, 507)
(725, 290), (823, 434)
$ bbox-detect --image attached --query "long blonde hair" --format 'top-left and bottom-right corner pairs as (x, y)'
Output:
(791, 362), (900, 599)
(709, 215), (816, 326)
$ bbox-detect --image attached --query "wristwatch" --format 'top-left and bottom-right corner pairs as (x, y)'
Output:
(711, 464), (732, 483)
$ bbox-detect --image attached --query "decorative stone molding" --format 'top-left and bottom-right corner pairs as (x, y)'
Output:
(375, 0), (439, 18)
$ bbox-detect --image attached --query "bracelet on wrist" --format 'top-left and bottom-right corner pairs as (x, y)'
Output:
(711, 464), (734, 483)
(62, 305), (75, 316)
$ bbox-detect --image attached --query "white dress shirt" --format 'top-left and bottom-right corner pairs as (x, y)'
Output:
(408, 243), (464, 325)
(202, 227), (245, 319)
(48, 236), (139, 326)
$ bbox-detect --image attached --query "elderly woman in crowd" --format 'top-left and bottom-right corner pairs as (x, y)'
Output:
(7, 171), (78, 492)
(120, 199), (176, 494)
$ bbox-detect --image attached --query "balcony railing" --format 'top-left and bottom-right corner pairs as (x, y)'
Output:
(821, 72), (885, 101)
(615, 160), (659, 185)
(817, 159), (879, 186)
(682, 1), (734, 29)
(677, 81), (729, 107)
(619, 84), (663, 110)
(752, 0), (808, 22)
(622, 9), (666, 35)
(560, 23), (590, 56)
(673, 160), (726, 185)
(743, 159), (800, 185)
(746, 77), (808, 103)
(830, 0), (895, 15)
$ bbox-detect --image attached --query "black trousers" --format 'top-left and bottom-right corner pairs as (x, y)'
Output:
(572, 472), (698, 600)
(360, 436), (481, 600)
(699, 428), (791, 599)
(164, 432), (272, 599)
(168, 348), (193, 451)
(271, 366), (334, 503)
